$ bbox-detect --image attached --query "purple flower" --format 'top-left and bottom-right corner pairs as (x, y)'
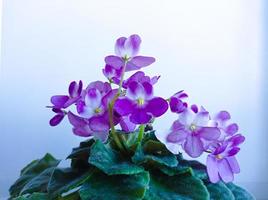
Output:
(102, 64), (122, 84)
(167, 106), (221, 158)
(206, 134), (245, 183)
(105, 34), (155, 72)
(169, 91), (188, 113)
(114, 81), (168, 124)
(50, 80), (83, 109)
(119, 115), (137, 132)
(123, 71), (160, 89)
(214, 111), (239, 141)
(49, 108), (65, 126)
(67, 111), (109, 141)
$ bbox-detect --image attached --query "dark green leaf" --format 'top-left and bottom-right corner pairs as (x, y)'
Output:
(47, 167), (93, 199)
(132, 141), (178, 169)
(144, 171), (209, 200)
(179, 159), (208, 180)
(206, 182), (235, 200)
(13, 193), (49, 200)
(9, 154), (60, 198)
(89, 140), (144, 175)
(79, 171), (150, 200)
(226, 183), (255, 200)
(20, 167), (55, 195)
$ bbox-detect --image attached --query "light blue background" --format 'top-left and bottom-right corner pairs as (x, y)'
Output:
(0, 0), (267, 198)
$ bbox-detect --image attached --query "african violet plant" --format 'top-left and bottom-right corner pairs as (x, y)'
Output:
(9, 35), (255, 200)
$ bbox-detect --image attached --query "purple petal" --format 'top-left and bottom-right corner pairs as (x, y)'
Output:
(216, 111), (231, 121)
(51, 95), (69, 108)
(225, 123), (239, 135)
(126, 81), (144, 100)
(227, 147), (240, 156)
(69, 80), (83, 98)
(142, 82), (153, 99)
(178, 108), (195, 126)
(85, 88), (102, 108)
(102, 89), (117, 108)
(114, 37), (127, 57)
(120, 115), (136, 132)
(194, 111), (210, 126)
(114, 98), (134, 116)
(218, 158), (234, 182)
(228, 134), (245, 147)
(124, 34), (141, 57)
(49, 114), (65, 126)
(146, 97), (168, 117)
(171, 120), (185, 131)
(87, 81), (111, 96)
(67, 111), (87, 127)
(199, 127), (221, 140)
(191, 104), (198, 113)
(207, 155), (220, 183)
(150, 75), (160, 85)
(73, 126), (93, 137)
(89, 115), (110, 132)
(127, 56), (155, 69)
(129, 108), (152, 124)
(125, 61), (142, 71)
(105, 55), (124, 69)
(169, 97), (186, 113)
(167, 130), (188, 143)
(184, 135), (204, 158)
(226, 156), (240, 174)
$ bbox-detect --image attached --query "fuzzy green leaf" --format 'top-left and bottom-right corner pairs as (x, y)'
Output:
(79, 171), (150, 200)
(13, 193), (49, 200)
(132, 140), (178, 168)
(226, 183), (255, 200)
(144, 172), (210, 200)
(88, 140), (144, 175)
(9, 154), (60, 198)
(206, 182), (235, 200)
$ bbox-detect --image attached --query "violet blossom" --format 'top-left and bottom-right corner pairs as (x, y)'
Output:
(167, 106), (221, 158)
(105, 34), (155, 72)
(102, 64), (122, 84)
(169, 91), (188, 113)
(49, 108), (65, 126)
(206, 134), (245, 183)
(114, 81), (168, 124)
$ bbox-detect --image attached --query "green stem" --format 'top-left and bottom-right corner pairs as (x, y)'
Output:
(108, 60), (128, 151)
(137, 125), (145, 143)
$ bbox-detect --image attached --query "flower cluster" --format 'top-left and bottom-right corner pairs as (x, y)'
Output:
(48, 34), (245, 184)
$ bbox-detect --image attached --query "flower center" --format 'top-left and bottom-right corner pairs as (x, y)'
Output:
(94, 107), (102, 114)
(137, 98), (145, 105)
(190, 124), (197, 131)
(216, 154), (223, 160)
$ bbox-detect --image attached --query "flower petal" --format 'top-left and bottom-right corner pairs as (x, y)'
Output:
(89, 115), (110, 132)
(167, 130), (188, 144)
(124, 34), (141, 57)
(67, 111), (87, 127)
(105, 55), (124, 69)
(216, 111), (231, 122)
(226, 156), (240, 174)
(225, 123), (239, 135)
(178, 108), (195, 126)
(85, 88), (102, 109)
(206, 155), (220, 183)
(129, 108), (152, 124)
(49, 114), (64, 126)
(73, 126), (93, 137)
(194, 111), (210, 126)
(114, 98), (134, 116)
(199, 127), (221, 140)
(114, 37), (127, 57)
(184, 135), (204, 158)
(120, 115), (136, 132)
(130, 56), (155, 67)
(146, 97), (168, 117)
(51, 95), (69, 108)
(218, 158), (234, 182)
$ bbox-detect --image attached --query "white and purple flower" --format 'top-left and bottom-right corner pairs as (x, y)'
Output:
(166, 106), (221, 158)
(105, 34), (155, 72)
(206, 134), (245, 183)
(114, 81), (168, 124)
(169, 91), (188, 113)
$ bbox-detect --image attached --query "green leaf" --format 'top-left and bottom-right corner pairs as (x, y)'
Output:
(88, 140), (144, 175)
(226, 183), (255, 200)
(20, 167), (55, 195)
(132, 140), (178, 169)
(67, 139), (95, 170)
(179, 159), (208, 180)
(79, 171), (150, 200)
(206, 182), (235, 200)
(13, 193), (49, 200)
(9, 154), (60, 198)
(144, 172), (210, 200)
(47, 167), (93, 199)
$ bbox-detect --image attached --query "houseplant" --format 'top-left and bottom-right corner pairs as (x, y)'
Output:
(9, 34), (255, 200)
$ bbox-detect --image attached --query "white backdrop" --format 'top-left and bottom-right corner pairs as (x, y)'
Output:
(0, 0), (266, 198)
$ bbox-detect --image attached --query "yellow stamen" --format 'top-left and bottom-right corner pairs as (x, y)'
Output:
(137, 98), (145, 105)
(94, 108), (102, 114)
(216, 154), (222, 160)
(190, 124), (197, 131)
